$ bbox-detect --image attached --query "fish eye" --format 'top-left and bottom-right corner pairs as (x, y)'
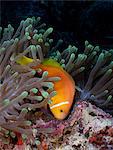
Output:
(60, 109), (63, 112)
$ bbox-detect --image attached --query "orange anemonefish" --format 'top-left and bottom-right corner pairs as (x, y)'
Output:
(16, 56), (75, 120)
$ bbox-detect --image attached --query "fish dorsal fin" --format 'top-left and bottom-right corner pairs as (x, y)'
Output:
(16, 56), (33, 65)
(16, 55), (61, 68)
(42, 58), (62, 68)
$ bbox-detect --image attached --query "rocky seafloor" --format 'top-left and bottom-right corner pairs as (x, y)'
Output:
(0, 101), (113, 150)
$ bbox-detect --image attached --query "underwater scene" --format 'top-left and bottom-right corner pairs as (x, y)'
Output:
(1, 1), (113, 150)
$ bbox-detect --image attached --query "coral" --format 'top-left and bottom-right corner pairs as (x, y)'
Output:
(44, 101), (113, 150)
(89, 126), (113, 149)
(1, 17), (113, 149)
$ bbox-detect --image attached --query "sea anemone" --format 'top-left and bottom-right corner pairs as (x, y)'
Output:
(0, 17), (113, 149)
(0, 17), (59, 144)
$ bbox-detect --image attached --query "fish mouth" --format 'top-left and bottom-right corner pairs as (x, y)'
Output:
(54, 112), (67, 120)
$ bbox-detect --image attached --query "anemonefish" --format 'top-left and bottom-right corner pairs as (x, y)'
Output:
(16, 56), (75, 120)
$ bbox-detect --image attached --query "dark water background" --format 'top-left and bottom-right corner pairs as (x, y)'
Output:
(1, 0), (113, 50)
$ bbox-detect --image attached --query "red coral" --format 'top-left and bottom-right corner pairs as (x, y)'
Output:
(37, 135), (48, 150)
(89, 134), (104, 145)
(15, 132), (23, 145)
(89, 126), (113, 148)
(107, 127), (113, 137)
